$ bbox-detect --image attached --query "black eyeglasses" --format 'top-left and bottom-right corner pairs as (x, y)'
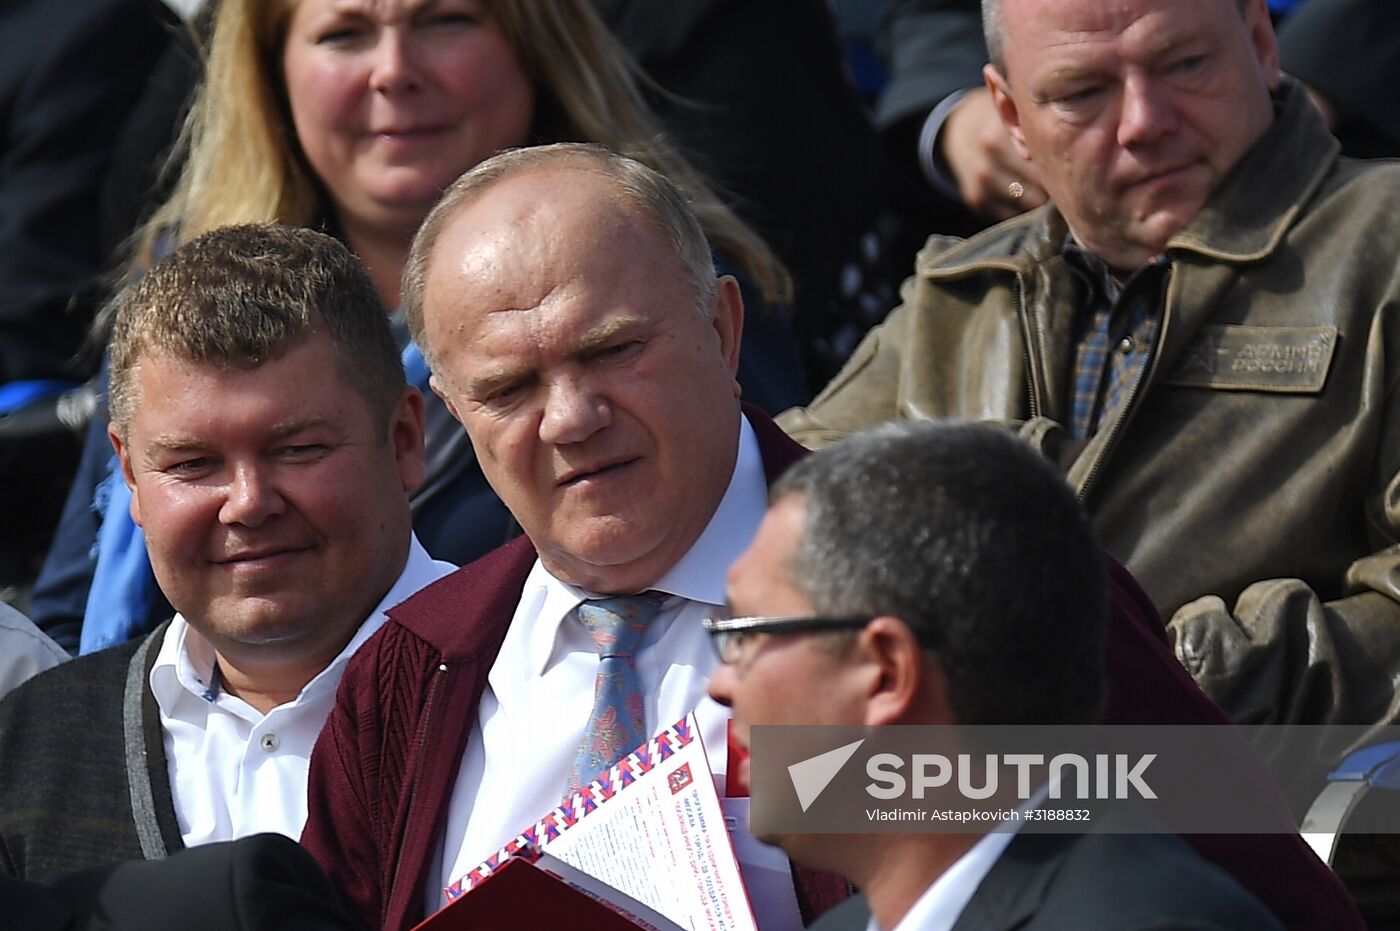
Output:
(702, 614), (872, 664)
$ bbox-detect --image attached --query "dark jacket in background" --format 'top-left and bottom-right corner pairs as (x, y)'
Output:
(595, 0), (892, 385)
(0, 0), (172, 385)
(0, 0), (173, 592)
(1276, 0), (1400, 157)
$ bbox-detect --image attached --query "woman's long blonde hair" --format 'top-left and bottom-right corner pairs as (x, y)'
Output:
(135, 0), (790, 302)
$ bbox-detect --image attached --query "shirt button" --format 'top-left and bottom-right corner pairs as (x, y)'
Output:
(260, 733), (280, 752)
(1118, 336), (1135, 354)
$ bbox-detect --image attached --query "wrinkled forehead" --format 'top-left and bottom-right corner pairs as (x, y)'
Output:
(424, 172), (682, 328)
(1000, 0), (1224, 72)
(452, 167), (663, 256)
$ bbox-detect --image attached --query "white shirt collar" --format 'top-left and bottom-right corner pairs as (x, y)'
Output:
(151, 533), (450, 716)
(868, 786), (1050, 931)
(873, 829), (1016, 931)
(151, 533), (455, 846)
(522, 414), (765, 676)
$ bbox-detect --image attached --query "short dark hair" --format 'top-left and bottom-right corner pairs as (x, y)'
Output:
(109, 223), (405, 439)
(772, 420), (1108, 725)
(402, 143), (717, 368)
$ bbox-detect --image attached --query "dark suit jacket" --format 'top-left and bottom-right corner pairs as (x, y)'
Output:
(1, 834), (364, 931)
(875, 0), (984, 133)
(809, 808), (1283, 931)
(595, 0), (882, 302)
(872, 0), (990, 247)
(1276, 0), (1400, 157)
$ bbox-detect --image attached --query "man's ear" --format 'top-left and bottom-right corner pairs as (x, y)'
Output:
(107, 423), (142, 526)
(858, 616), (956, 726)
(391, 386), (427, 495)
(984, 63), (1032, 161)
(1242, 0), (1281, 90)
(711, 275), (744, 398)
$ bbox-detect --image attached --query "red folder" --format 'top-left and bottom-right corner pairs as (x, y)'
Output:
(412, 857), (680, 931)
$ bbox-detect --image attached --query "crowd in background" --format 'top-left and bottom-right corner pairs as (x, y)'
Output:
(5, 0), (1399, 640)
(4, 0), (1400, 928)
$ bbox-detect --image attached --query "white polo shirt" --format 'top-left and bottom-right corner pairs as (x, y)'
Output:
(151, 534), (454, 846)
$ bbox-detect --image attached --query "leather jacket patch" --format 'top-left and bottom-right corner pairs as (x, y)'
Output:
(1162, 324), (1338, 392)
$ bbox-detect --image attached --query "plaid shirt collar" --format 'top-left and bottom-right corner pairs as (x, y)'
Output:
(1061, 238), (1168, 439)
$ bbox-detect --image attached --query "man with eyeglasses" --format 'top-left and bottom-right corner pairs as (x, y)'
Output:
(707, 421), (1285, 931)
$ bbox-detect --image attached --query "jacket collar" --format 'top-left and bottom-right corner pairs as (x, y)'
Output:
(1167, 77), (1339, 264)
(949, 796), (1133, 930)
(948, 830), (1069, 930)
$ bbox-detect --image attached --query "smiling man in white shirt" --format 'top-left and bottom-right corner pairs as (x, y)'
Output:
(0, 224), (453, 880)
(707, 420), (1280, 931)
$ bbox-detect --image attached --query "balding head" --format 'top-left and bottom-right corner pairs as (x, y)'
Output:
(416, 145), (746, 594)
(403, 144), (717, 370)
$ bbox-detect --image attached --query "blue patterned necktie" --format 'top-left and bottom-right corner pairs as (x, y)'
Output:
(567, 592), (667, 792)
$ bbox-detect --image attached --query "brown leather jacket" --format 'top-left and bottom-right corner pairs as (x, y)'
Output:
(780, 81), (1400, 759)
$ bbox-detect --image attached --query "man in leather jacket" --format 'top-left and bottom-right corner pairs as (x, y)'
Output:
(782, 0), (1400, 780)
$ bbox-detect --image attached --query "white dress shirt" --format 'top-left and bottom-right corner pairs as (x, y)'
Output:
(152, 535), (453, 846)
(871, 788), (1049, 931)
(0, 602), (67, 699)
(871, 829), (1015, 931)
(438, 416), (768, 907)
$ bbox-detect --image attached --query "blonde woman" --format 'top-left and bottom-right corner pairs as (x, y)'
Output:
(37, 0), (807, 653)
